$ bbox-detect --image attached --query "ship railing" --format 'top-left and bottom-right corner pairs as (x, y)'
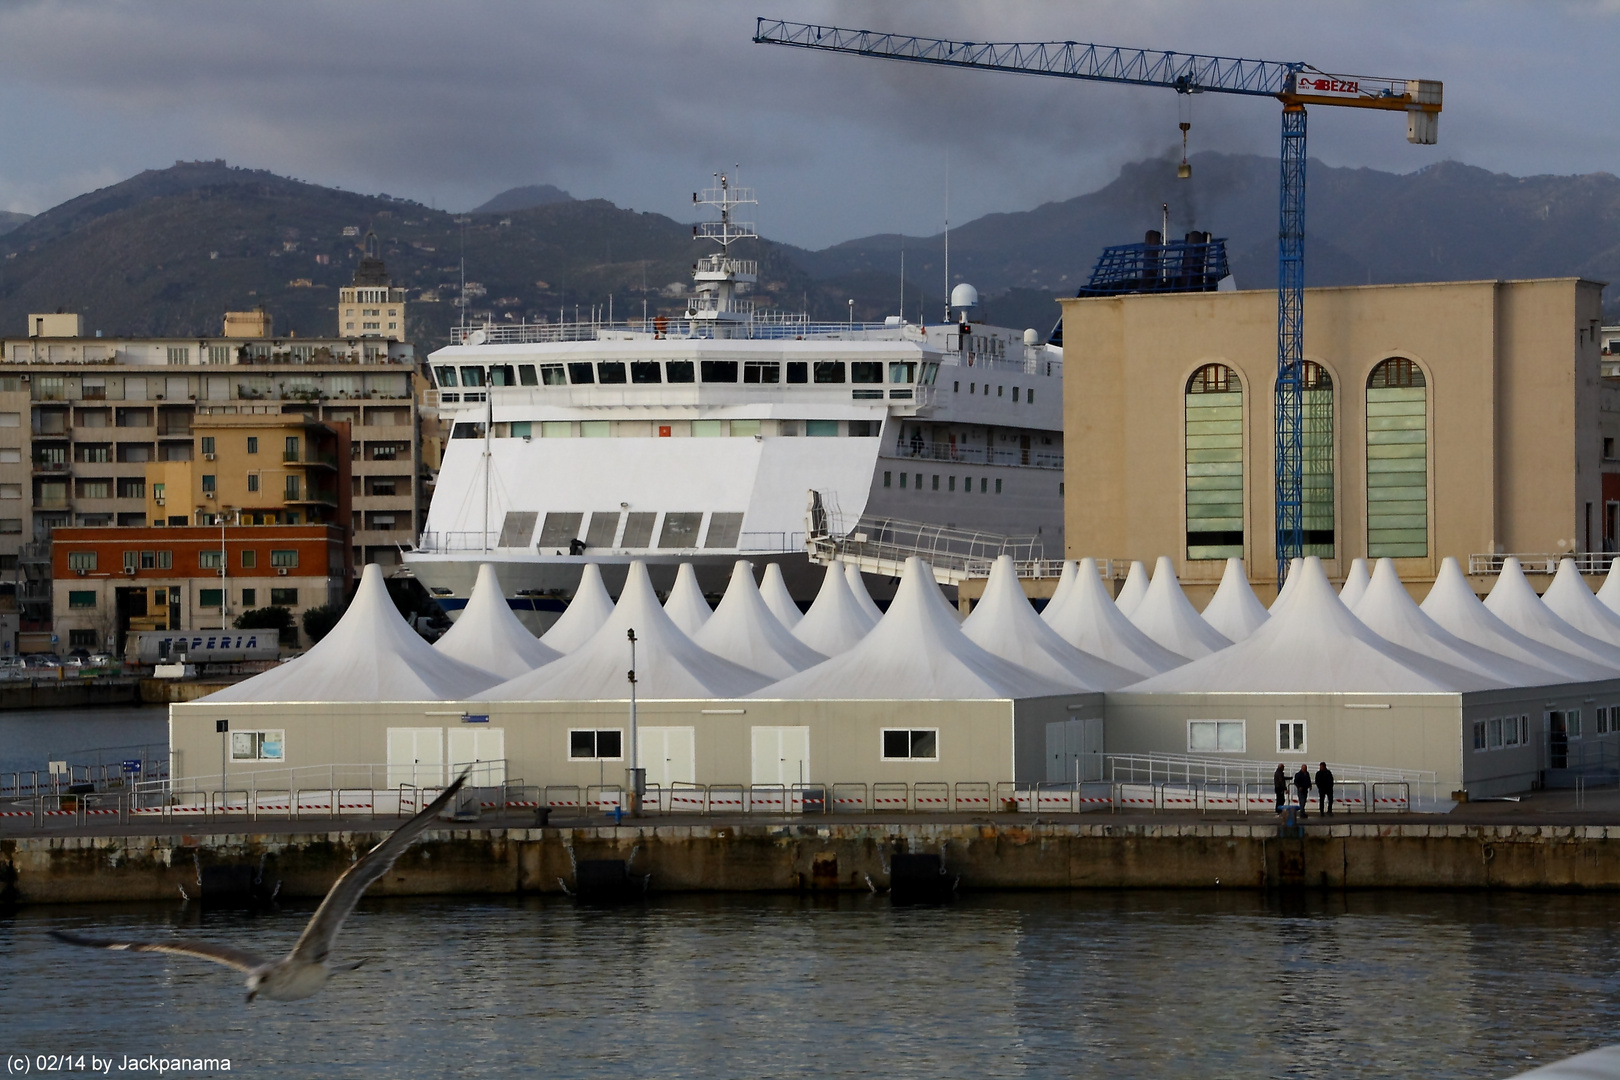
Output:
(939, 352), (1063, 378)
(1468, 552), (1615, 575)
(415, 530), (500, 553)
(448, 316), (906, 346)
(805, 499), (1046, 582)
(890, 442), (1063, 469)
(738, 531), (806, 554)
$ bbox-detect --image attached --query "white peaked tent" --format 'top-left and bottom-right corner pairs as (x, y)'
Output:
(1042, 558), (1188, 677)
(539, 563), (616, 653)
(693, 561), (826, 679)
(1483, 557), (1620, 670)
(1128, 556), (1232, 658)
(1039, 560), (1079, 625)
(1541, 558), (1620, 648)
(1420, 557), (1617, 681)
(1115, 560), (1150, 616)
(792, 559), (876, 657)
(962, 555), (1140, 691)
(1596, 558), (1620, 615)
(663, 562), (713, 637)
(757, 557), (1073, 700)
(1126, 557), (1504, 693)
(1199, 558), (1270, 642)
(478, 561), (770, 700)
(1339, 558), (1371, 609)
(845, 563), (885, 623)
(759, 562), (803, 629)
(1270, 558), (1306, 614)
(433, 563), (560, 678)
(1352, 558), (1562, 687)
(203, 564), (501, 703)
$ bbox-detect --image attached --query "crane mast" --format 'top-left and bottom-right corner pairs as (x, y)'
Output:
(755, 18), (1442, 586)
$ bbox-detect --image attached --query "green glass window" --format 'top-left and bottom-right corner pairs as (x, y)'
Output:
(1301, 361), (1335, 558)
(1185, 364), (1244, 559)
(1367, 357), (1428, 558)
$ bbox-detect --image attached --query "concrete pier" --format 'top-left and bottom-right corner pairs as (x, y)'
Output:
(6, 818), (1620, 905)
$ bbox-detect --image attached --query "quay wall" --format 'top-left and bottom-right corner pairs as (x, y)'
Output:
(7, 822), (1620, 905)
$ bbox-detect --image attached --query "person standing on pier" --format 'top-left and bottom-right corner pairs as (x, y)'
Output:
(1315, 763), (1335, 815)
(1273, 764), (1288, 812)
(1293, 764), (1312, 817)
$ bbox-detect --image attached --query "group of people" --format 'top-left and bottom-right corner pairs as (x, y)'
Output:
(1273, 762), (1335, 815)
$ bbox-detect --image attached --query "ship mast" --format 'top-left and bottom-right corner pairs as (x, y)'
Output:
(688, 173), (759, 338)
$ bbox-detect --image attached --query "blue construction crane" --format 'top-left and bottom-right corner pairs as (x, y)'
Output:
(753, 19), (1442, 586)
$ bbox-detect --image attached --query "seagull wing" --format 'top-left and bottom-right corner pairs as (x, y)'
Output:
(50, 930), (268, 973)
(288, 771), (468, 965)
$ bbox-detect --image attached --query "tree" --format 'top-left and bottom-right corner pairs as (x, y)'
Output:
(302, 603), (344, 644)
(233, 606), (293, 631)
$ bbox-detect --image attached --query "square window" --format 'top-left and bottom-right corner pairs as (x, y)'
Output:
(199, 550), (224, 569)
(270, 549), (298, 568)
(881, 729), (938, 760)
(1277, 721), (1305, 753)
(240, 549), (256, 569)
(199, 588), (223, 607)
(140, 550), (155, 569)
(785, 362), (808, 384)
(241, 588), (256, 607)
(270, 588), (298, 606)
(67, 551), (96, 571)
(200, 436), (216, 456)
(805, 420), (839, 437)
(1188, 720), (1245, 754)
(569, 729), (623, 759)
(230, 730), (284, 761)
(68, 590), (96, 609)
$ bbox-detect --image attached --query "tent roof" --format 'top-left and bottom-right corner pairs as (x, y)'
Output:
(1125, 557), (1501, 693)
(757, 557), (1074, 700)
(1339, 558), (1371, 610)
(663, 562), (713, 637)
(433, 563), (560, 679)
(1199, 558), (1270, 642)
(791, 559), (876, 657)
(1596, 558), (1620, 616)
(1039, 561), (1079, 626)
(1352, 558), (1563, 687)
(1115, 560), (1150, 616)
(961, 555), (1140, 691)
(1541, 558), (1620, 649)
(478, 561), (770, 700)
(1270, 558), (1305, 615)
(1420, 557), (1616, 681)
(203, 564), (501, 703)
(1128, 556), (1232, 658)
(538, 563), (616, 653)
(845, 563), (885, 623)
(1042, 558), (1188, 677)
(693, 561), (826, 678)
(1483, 557), (1620, 670)
(759, 562), (803, 629)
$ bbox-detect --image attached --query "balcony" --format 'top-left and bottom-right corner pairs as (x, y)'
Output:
(31, 460), (69, 475)
(286, 487), (340, 508)
(283, 449), (340, 470)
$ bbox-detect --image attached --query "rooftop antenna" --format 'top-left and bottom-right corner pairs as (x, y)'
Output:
(899, 243), (905, 322)
(942, 151), (951, 323)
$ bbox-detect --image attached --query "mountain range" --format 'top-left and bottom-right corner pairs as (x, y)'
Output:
(0, 152), (1618, 354)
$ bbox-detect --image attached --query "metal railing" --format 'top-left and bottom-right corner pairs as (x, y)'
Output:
(1103, 752), (1439, 807)
(889, 442), (1064, 470)
(448, 315), (907, 346)
(1469, 553), (1615, 575)
(805, 493), (1046, 583)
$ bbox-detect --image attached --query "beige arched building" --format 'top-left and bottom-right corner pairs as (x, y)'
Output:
(1060, 278), (1612, 602)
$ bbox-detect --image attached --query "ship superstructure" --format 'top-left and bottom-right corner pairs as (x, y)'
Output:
(405, 178), (1066, 627)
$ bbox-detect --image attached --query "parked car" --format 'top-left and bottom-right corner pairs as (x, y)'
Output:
(87, 653), (115, 668)
(67, 647), (90, 661)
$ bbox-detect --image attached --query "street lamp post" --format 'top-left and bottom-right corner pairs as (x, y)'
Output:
(219, 507), (233, 630)
(626, 628), (643, 818)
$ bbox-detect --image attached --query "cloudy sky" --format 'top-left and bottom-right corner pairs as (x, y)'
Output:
(0, 0), (1615, 248)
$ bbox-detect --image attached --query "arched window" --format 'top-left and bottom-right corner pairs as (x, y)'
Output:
(1366, 357), (1428, 557)
(1301, 361), (1334, 557)
(1185, 364), (1244, 559)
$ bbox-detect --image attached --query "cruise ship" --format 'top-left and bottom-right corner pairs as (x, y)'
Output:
(405, 178), (1066, 628)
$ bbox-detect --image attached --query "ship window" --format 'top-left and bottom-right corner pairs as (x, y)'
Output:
(981, 478), (987, 493)
(666, 360), (695, 383)
(1367, 357), (1428, 558)
(848, 420), (878, 437)
(1028, 390), (1035, 405)
(500, 511), (540, 547)
(1012, 387), (1020, 402)
(931, 475), (939, 491)
(621, 511), (656, 548)
(730, 420), (761, 437)
(889, 362), (916, 384)
(536, 512), (583, 549)
(433, 365), (458, 388)
(580, 421), (609, 438)
(700, 360), (738, 383)
(1185, 363), (1245, 560)
(786, 362), (808, 384)
(540, 364), (566, 386)
(705, 512), (744, 548)
(451, 422), (485, 440)
(920, 363), (939, 385)
(948, 476), (956, 492)
(584, 511), (620, 548)
(658, 512), (703, 548)
(884, 472), (891, 488)
(631, 361), (662, 384)
(899, 473), (908, 489)
(597, 362), (627, 384)
(518, 365), (538, 386)
(806, 420), (839, 437)
(744, 361), (780, 384)
(692, 420), (724, 437)
(851, 362), (883, 384)
(460, 366), (486, 387)
(567, 363), (594, 385)
(540, 421), (571, 438)
(511, 421), (531, 437)
(813, 362), (845, 384)
(489, 365), (515, 386)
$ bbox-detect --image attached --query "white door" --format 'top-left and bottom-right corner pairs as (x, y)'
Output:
(640, 726), (695, 787)
(447, 727), (506, 786)
(751, 726), (810, 786)
(387, 727), (443, 788)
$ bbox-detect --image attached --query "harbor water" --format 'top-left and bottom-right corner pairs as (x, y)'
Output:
(4, 890), (1617, 1078)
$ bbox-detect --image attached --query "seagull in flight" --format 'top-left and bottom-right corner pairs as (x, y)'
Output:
(51, 770), (470, 1002)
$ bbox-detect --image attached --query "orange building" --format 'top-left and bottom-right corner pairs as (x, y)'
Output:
(50, 524), (348, 653)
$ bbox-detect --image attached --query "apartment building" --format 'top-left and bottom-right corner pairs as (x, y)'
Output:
(0, 313), (421, 630)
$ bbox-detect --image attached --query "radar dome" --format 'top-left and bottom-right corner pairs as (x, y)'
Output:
(950, 283), (979, 310)
(1023, 328), (1040, 347)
